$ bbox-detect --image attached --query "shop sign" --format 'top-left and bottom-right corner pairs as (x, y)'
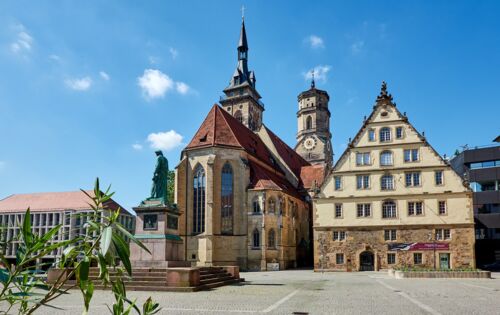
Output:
(388, 242), (449, 251)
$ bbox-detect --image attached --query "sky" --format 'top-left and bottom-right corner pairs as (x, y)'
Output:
(0, 1), (499, 210)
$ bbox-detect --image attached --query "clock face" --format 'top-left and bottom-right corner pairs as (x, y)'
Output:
(303, 136), (316, 150)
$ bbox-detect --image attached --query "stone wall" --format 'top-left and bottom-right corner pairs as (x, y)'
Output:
(314, 224), (475, 271)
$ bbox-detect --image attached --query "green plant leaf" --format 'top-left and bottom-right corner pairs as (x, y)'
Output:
(112, 234), (131, 276)
(114, 223), (151, 254)
(100, 226), (112, 255)
(79, 256), (90, 282)
(22, 208), (33, 246)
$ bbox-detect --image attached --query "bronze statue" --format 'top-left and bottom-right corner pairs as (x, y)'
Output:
(150, 150), (169, 203)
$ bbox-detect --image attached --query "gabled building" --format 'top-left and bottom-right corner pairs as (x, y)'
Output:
(313, 82), (475, 271)
(174, 19), (329, 271)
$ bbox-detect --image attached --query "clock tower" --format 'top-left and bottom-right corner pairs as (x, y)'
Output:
(295, 77), (333, 166)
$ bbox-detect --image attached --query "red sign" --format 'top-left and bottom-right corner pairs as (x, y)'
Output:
(388, 242), (449, 251)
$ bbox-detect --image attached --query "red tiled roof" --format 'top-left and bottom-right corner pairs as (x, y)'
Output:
(300, 164), (326, 190)
(249, 161), (302, 199)
(0, 190), (131, 214)
(263, 126), (310, 179)
(185, 104), (279, 171)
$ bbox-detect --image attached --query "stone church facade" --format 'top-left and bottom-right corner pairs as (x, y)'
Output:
(313, 83), (475, 271)
(174, 19), (329, 271)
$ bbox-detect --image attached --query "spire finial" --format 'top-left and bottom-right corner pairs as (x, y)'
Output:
(311, 70), (315, 88)
(376, 80), (393, 104)
(241, 5), (245, 21)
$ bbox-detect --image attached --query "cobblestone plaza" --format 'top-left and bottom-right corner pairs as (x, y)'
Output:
(26, 270), (500, 315)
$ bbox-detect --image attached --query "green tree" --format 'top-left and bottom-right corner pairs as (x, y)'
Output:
(166, 170), (175, 205)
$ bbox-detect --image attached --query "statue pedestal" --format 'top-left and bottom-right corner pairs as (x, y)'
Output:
(130, 201), (190, 268)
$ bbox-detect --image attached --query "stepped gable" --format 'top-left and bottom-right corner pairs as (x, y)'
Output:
(185, 104), (279, 171)
(262, 126), (311, 179)
(300, 164), (326, 190)
(248, 161), (302, 199)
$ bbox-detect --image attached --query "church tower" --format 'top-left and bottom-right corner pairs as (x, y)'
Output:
(295, 76), (333, 165)
(220, 18), (264, 131)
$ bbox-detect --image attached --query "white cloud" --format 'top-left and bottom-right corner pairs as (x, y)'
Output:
(175, 82), (190, 95)
(99, 71), (110, 81)
(147, 130), (183, 151)
(132, 143), (143, 150)
(306, 35), (324, 49)
(303, 65), (331, 83)
(137, 69), (174, 100)
(148, 56), (160, 65)
(49, 54), (61, 62)
(169, 47), (178, 59)
(65, 77), (92, 91)
(351, 40), (365, 54)
(10, 25), (33, 55)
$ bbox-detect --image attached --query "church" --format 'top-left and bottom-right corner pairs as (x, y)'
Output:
(174, 18), (331, 271)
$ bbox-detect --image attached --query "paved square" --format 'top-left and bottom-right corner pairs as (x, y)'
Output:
(26, 270), (500, 315)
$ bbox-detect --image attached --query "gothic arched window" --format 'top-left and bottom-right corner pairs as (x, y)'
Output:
(268, 229), (276, 248)
(252, 197), (261, 214)
(234, 110), (243, 124)
(268, 198), (276, 214)
(306, 116), (313, 130)
(252, 228), (260, 248)
(193, 164), (206, 234)
(221, 163), (233, 234)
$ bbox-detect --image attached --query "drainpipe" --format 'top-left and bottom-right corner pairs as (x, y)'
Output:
(184, 156), (188, 261)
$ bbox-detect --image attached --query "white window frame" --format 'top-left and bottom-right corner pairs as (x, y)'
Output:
(336, 253), (345, 265)
(438, 200), (447, 215)
(356, 175), (370, 190)
(435, 170), (444, 186)
(333, 230), (346, 241)
(381, 175), (394, 190)
(335, 204), (343, 218)
(405, 172), (421, 187)
(356, 203), (371, 217)
(408, 201), (424, 216)
(384, 229), (397, 241)
(356, 152), (371, 166)
(380, 151), (393, 166)
(334, 176), (342, 191)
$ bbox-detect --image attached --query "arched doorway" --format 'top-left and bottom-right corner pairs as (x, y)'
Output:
(359, 251), (374, 271)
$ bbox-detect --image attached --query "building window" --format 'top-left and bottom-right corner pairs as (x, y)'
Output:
(268, 198), (276, 214)
(381, 175), (394, 190)
(221, 163), (234, 235)
(380, 127), (391, 142)
(357, 204), (371, 217)
(356, 152), (371, 166)
(333, 231), (346, 241)
(404, 149), (419, 162)
(234, 110), (243, 124)
(414, 253), (423, 265)
(368, 129), (376, 141)
(143, 214), (158, 230)
(268, 229), (276, 248)
(334, 176), (342, 190)
(336, 253), (345, 264)
(382, 201), (397, 218)
(408, 201), (423, 216)
(380, 151), (393, 166)
(384, 229), (397, 241)
(435, 171), (444, 185)
(405, 172), (421, 187)
(436, 228), (451, 240)
(335, 204), (343, 218)
(438, 201), (447, 215)
(253, 197), (261, 214)
(356, 175), (370, 189)
(252, 228), (260, 248)
(387, 253), (396, 264)
(193, 164), (206, 234)
(396, 127), (403, 139)
(306, 115), (313, 130)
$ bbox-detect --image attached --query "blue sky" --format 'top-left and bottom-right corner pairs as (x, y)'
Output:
(0, 1), (499, 210)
